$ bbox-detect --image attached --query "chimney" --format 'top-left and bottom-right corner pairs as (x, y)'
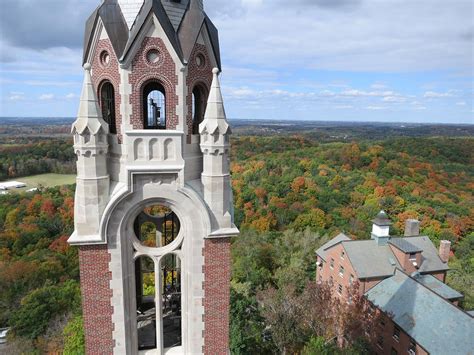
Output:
(404, 219), (420, 237)
(439, 240), (451, 263)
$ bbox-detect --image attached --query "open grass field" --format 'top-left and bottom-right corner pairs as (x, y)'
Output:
(1, 174), (75, 193)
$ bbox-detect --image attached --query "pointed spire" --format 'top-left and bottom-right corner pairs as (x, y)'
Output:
(199, 68), (230, 135)
(72, 63), (109, 135)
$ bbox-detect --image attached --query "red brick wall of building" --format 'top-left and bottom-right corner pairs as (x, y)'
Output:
(79, 245), (114, 354)
(186, 43), (213, 137)
(202, 238), (231, 355)
(375, 312), (428, 355)
(129, 37), (179, 130)
(91, 39), (122, 141)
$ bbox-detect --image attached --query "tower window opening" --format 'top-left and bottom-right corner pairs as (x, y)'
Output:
(143, 82), (166, 129)
(161, 254), (182, 349)
(100, 81), (117, 134)
(192, 84), (208, 134)
(136, 256), (157, 350)
(134, 205), (180, 249)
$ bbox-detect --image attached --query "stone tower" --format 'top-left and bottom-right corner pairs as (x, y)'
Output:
(69, 1), (238, 354)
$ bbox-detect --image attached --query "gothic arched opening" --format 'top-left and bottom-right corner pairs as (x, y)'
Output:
(136, 255), (156, 350)
(161, 253), (182, 349)
(99, 81), (117, 134)
(132, 204), (182, 352)
(192, 83), (208, 134)
(143, 82), (166, 130)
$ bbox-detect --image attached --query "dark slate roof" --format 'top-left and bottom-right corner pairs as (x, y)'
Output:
(412, 273), (463, 300)
(342, 240), (401, 278)
(83, 0), (129, 64)
(315, 233), (351, 261)
(406, 236), (449, 273)
(366, 270), (474, 355)
(389, 237), (423, 253)
(372, 210), (392, 226)
(83, 0), (221, 69)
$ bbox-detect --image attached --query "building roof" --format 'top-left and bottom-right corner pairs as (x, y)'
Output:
(411, 273), (463, 300)
(342, 240), (401, 278)
(315, 233), (351, 261)
(406, 236), (449, 273)
(365, 270), (474, 355)
(372, 210), (392, 226)
(389, 237), (423, 253)
(83, 0), (221, 68)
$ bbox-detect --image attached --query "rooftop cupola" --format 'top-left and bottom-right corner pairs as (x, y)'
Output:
(371, 210), (392, 245)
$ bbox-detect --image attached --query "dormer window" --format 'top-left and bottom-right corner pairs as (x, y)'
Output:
(143, 82), (166, 129)
(409, 252), (417, 261)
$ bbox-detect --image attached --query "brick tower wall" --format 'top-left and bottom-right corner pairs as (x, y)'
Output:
(202, 238), (231, 355)
(79, 245), (114, 354)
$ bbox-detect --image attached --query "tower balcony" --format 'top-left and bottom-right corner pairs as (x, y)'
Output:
(124, 130), (185, 172)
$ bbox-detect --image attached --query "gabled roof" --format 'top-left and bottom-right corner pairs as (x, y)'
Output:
(366, 269), (473, 355)
(121, 0), (183, 61)
(315, 233), (351, 261)
(342, 240), (401, 278)
(83, 0), (222, 69)
(406, 236), (449, 273)
(412, 273), (463, 300)
(389, 237), (423, 253)
(83, 0), (129, 64)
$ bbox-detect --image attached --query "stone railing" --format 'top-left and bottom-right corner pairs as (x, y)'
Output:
(124, 130), (184, 169)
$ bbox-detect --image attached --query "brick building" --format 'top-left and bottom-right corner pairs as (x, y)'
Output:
(69, 1), (239, 354)
(316, 211), (473, 354)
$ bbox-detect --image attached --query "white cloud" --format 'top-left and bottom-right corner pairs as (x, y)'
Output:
(456, 101), (467, 106)
(8, 92), (25, 101)
(65, 93), (78, 100)
(383, 96), (407, 103)
(39, 94), (55, 101)
(423, 91), (455, 98)
(366, 106), (388, 110)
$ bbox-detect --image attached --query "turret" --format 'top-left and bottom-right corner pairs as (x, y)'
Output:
(371, 210), (392, 245)
(70, 63), (110, 244)
(200, 68), (232, 229)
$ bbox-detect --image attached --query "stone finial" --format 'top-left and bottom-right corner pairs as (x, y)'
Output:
(199, 68), (230, 136)
(71, 63), (109, 136)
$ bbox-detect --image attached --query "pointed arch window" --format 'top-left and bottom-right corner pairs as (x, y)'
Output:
(143, 82), (166, 130)
(100, 81), (117, 134)
(192, 84), (208, 134)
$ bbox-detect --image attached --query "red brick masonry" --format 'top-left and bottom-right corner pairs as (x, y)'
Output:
(79, 245), (114, 354)
(203, 238), (231, 355)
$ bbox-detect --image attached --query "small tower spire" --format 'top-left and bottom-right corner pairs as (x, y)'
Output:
(69, 63), (110, 244)
(200, 68), (233, 229)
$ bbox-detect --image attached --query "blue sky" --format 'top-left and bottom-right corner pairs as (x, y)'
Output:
(0, 0), (472, 123)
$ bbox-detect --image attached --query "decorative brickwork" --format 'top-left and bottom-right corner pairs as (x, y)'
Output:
(91, 39), (122, 142)
(79, 245), (114, 354)
(202, 238), (231, 355)
(186, 43), (213, 137)
(129, 37), (179, 130)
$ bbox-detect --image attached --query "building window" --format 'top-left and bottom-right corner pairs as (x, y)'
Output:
(340, 250), (345, 259)
(143, 82), (166, 129)
(377, 335), (384, 349)
(393, 325), (401, 341)
(409, 252), (417, 260)
(337, 284), (343, 295)
(339, 266), (344, 277)
(349, 274), (354, 285)
(330, 258), (334, 269)
(391, 348), (398, 355)
(100, 81), (117, 134)
(192, 84), (208, 134)
(329, 276), (334, 285)
(379, 318), (386, 328)
(408, 340), (416, 355)
(133, 204), (182, 351)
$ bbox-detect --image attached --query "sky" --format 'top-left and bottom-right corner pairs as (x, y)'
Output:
(0, 0), (472, 123)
